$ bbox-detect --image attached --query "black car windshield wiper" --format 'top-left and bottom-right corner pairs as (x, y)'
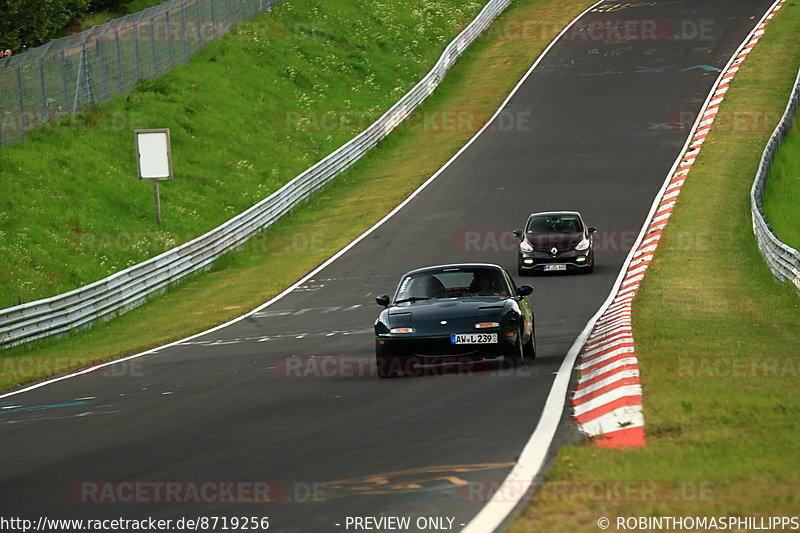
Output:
(393, 297), (432, 304)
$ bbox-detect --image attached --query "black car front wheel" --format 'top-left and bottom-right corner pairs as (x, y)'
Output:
(504, 327), (525, 368)
(524, 329), (536, 360)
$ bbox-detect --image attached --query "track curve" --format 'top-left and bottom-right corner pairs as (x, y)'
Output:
(0, 1), (777, 531)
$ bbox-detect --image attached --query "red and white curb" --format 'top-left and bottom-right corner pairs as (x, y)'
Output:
(571, 0), (786, 449)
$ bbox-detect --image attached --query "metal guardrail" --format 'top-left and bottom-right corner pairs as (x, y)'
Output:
(0, 0), (274, 147)
(0, 0), (512, 348)
(751, 67), (800, 292)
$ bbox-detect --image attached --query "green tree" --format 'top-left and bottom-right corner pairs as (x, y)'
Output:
(0, 0), (91, 51)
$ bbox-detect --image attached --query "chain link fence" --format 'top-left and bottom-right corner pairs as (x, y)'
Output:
(0, 0), (273, 147)
(750, 66), (800, 292)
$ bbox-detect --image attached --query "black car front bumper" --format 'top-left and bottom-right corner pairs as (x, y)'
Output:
(375, 330), (518, 363)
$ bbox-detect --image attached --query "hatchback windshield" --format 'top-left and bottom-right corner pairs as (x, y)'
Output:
(395, 267), (509, 302)
(526, 214), (583, 233)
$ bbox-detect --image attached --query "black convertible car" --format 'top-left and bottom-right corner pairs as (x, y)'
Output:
(374, 263), (535, 378)
(514, 211), (596, 275)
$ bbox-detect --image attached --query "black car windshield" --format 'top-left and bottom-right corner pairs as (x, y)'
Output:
(526, 214), (583, 233)
(395, 267), (510, 302)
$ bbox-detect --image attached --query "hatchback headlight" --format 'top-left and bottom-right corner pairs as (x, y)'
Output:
(575, 238), (590, 251)
(520, 240), (533, 253)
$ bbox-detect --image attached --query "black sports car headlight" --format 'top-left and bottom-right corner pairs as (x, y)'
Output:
(474, 322), (500, 329)
(389, 327), (414, 334)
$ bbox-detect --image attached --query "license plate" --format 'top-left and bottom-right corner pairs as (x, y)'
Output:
(450, 333), (497, 344)
(544, 264), (567, 271)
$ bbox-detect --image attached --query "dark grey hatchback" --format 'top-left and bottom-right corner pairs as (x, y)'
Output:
(515, 211), (596, 275)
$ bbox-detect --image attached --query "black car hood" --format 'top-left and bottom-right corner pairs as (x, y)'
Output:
(388, 298), (506, 330)
(526, 232), (584, 251)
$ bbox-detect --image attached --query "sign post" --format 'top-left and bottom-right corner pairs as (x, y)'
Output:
(134, 129), (173, 224)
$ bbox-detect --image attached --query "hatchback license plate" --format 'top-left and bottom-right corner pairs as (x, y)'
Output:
(544, 264), (567, 271)
(450, 333), (497, 344)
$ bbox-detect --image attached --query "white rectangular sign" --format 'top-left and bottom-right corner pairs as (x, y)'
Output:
(135, 129), (173, 180)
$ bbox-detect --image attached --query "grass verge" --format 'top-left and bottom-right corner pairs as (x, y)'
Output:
(510, 4), (800, 532)
(0, 0), (596, 391)
(763, 114), (800, 250)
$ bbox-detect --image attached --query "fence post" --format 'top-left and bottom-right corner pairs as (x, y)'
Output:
(134, 18), (142, 80)
(211, 0), (217, 39)
(150, 14), (158, 77)
(72, 44), (86, 113)
(166, 10), (175, 67)
(39, 58), (48, 123)
(181, 1), (189, 60)
(61, 50), (70, 109)
(195, 0), (203, 46)
(16, 65), (26, 139)
(115, 28), (124, 89)
(98, 32), (109, 102)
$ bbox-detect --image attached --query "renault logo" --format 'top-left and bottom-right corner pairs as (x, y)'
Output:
(550, 247), (558, 255)
(440, 320), (448, 325)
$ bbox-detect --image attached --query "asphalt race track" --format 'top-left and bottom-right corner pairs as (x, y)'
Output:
(0, 1), (777, 531)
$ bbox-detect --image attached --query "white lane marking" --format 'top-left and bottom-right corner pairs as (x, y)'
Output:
(178, 328), (375, 346)
(251, 304), (364, 318)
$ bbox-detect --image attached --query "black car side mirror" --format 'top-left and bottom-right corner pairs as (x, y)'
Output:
(588, 227), (597, 234)
(517, 285), (533, 297)
(375, 294), (391, 307)
(513, 229), (523, 239)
